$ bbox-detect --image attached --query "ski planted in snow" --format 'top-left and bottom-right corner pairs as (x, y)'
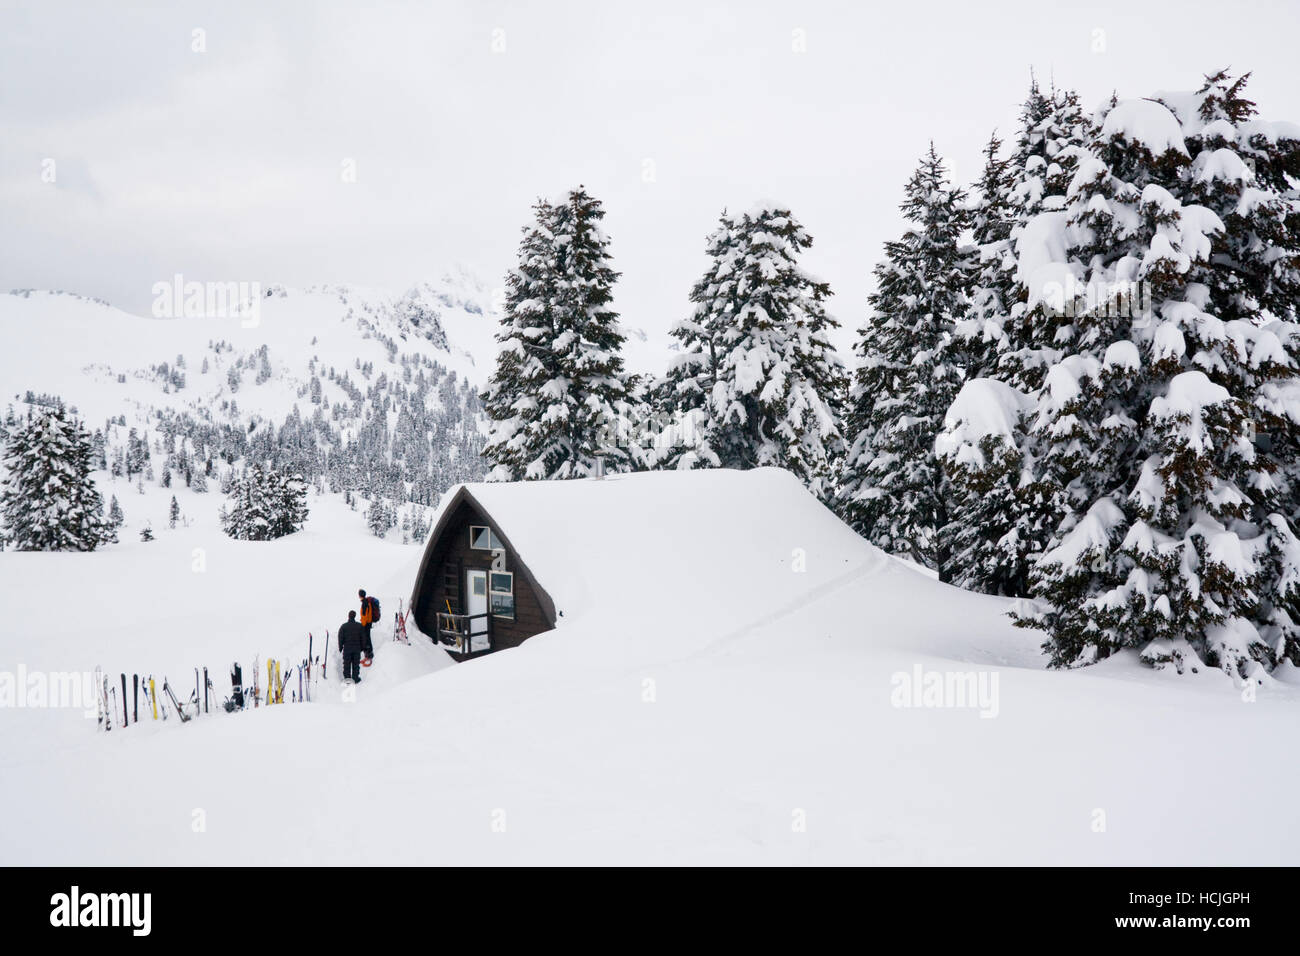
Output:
(94, 667), (105, 731)
(163, 678), (191, 723)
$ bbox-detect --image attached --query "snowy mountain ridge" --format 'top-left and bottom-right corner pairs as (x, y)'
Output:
(2, 266), (501, 417)
(0, 268), (512, 539)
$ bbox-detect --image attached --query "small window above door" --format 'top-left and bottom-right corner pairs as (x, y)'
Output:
(469, 525), (504, 551)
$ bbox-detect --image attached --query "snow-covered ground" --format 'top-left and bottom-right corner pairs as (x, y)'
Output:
(1, 469), (1295, 865)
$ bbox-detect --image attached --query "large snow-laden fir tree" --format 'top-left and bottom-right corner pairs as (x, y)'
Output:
(1010, 72), (1300, 678)
(1158, 70), (1300, 672)
(480, 197), (556, 479)
(654, 204), (847, 497)
(840, 146), (973, 577)
(482, 189), (640, 480)
(949, 79), (1096, 402)
(0, 405), (112, 551)
(937, 84), (1101, 594)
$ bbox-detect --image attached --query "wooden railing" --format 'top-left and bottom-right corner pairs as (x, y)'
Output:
(435, 612), (493, 654)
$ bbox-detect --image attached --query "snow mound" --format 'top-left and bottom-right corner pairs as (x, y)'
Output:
(1150, 370), (1230, 420)
(935, 379), (1033, 464)
(1101, 99), (1189, 157)
(1015, 212), (1073, 288)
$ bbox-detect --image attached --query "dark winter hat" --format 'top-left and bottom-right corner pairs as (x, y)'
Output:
(358, 589), (366, 598)
(348, 610), (357, 620)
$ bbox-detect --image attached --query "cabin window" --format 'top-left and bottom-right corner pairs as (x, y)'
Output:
(469, 525), (504, 551)
(490, 571), (514, 620)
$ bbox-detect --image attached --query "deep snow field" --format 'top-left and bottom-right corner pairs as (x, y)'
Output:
(1, 469), (1297, 866)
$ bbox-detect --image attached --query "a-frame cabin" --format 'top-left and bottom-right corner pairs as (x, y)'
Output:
(409, 486), (557, 660)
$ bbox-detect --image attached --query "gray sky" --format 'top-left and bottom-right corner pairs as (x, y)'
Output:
(3, 0), (1298, 357)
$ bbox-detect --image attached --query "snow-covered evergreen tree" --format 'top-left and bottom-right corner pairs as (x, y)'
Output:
(106, 494), (124, 543)
(653, 211), (739, 471)
(840, 146), (972, 576)
(999, 80), (1096, 392)
(654, 204), (846, 496)
(1012, 74), (1300, 677)
(366, 497), (389, 537)
(482, 189), (639, 480)
(1159, 69), (1300, 669)
(409, 505), (430, 544)
(959, 132), (1018, 381)
(220, 465), (308, 540)
(1008, 78), (1092, 220)
(0, 406), (111, 551)
(168, 495), (180, 529)
(937, 379), (1054, 595)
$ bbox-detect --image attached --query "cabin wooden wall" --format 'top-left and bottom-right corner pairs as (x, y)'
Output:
(413, 499), (553, 658)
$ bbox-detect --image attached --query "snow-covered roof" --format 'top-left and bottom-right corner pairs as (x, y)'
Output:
(413, 468), (878, 650)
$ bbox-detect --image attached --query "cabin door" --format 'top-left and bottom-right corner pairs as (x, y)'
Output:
(466, 569), (490, 652)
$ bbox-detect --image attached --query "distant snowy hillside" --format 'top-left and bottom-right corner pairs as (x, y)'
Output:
(0, 267), (500, 421)
(0, 268), (664, 525)
(0, 269), (520, 538)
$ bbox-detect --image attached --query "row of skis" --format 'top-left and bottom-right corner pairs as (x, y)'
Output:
(93, 603), (414, 732)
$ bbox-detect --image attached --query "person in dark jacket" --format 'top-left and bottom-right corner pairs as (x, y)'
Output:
(338, 610), (366, 683)
(358, 589), (377, 661)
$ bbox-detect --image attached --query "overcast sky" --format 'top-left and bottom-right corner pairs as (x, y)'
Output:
(3, 0), (1298, 356)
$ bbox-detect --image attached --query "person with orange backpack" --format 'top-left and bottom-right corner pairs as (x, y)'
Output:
(358, 588), (380, 663)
